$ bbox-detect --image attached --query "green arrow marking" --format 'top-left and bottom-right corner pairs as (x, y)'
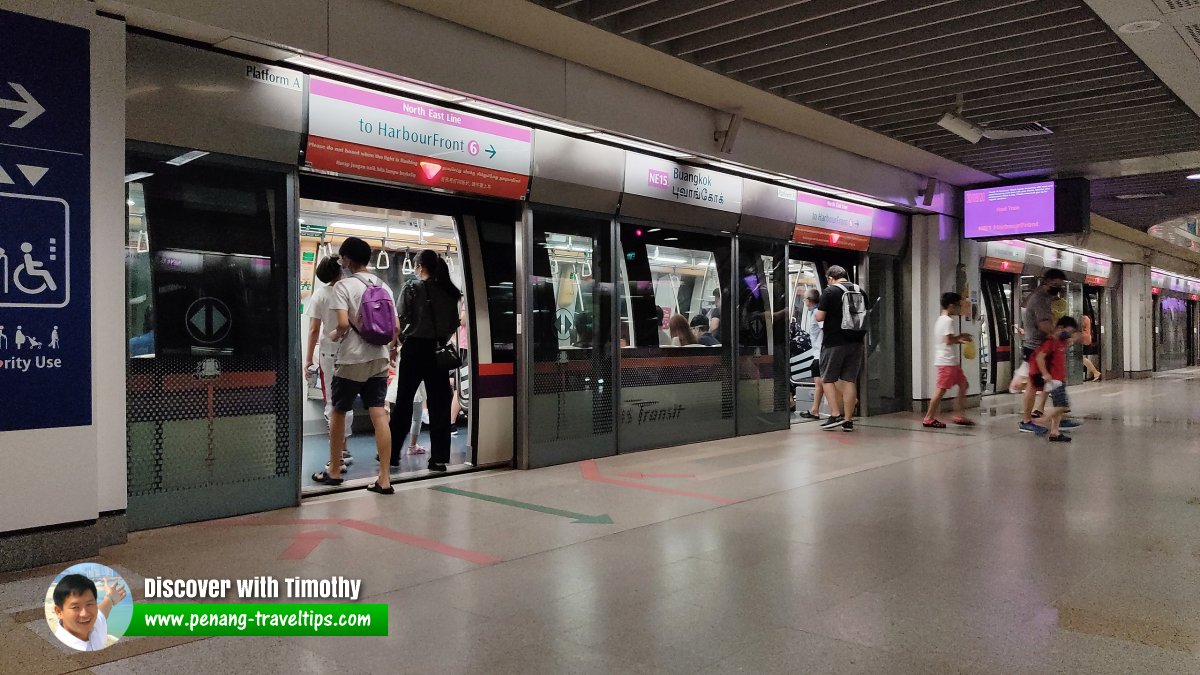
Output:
(485, 144), (497, 158)
(431, 486), (613, 524)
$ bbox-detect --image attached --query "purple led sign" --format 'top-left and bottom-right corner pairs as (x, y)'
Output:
(964, 181), (1055, 238)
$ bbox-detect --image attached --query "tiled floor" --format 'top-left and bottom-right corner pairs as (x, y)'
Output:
(6, 371), (1200, 673)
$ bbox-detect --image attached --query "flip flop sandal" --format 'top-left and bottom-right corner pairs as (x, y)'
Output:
(408, 445), (427, 455)
(1031, 410), (1044, 419)
(367, 482), (395, 495)
(922, 419), (946, 429)
(311, 470), (343, 485)
(952, 417), (976, 426)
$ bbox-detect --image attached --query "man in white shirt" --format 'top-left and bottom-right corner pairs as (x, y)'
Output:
(320, 237), (397, 494)
(304, 256), (353, 449)
(52, 574), (125, 651)
(923, 292), (975, 428)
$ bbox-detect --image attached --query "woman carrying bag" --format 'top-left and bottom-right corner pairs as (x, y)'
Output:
(390, 249), (463, 472)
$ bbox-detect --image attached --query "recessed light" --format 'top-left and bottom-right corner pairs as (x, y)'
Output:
(1114, 192), (1166, 200)
(1118, 20), (1161, 34)
(1186, 174), (1200, 180)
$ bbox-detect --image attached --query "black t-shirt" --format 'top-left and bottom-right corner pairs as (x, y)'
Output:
(817, 282), (864, 347)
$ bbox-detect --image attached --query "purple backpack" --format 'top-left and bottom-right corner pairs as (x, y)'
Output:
(353, 276), (396, 345)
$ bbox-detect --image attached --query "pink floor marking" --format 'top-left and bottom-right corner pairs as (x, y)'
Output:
(581, 460), (738, 505)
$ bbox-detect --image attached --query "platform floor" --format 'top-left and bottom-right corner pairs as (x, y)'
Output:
(6, 370), (1200, 673)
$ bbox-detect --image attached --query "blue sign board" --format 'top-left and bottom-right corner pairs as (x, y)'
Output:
(0, 10), (90, 431)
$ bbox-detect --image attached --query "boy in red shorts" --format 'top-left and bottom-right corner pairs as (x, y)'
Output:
(924, 292), (975, 429)
(1031, 316), (1078, 443)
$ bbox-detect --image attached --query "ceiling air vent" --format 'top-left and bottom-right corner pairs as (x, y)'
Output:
(1114, 192), (1167, 200)
(1156, 0), (1200, 13)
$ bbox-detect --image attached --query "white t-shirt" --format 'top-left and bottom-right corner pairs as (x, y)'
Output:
(804, 305), (823, 352)
(54, 609), (108, 651)
(330, 272), (393, 366)
(304, 281), (343, 353)
(933, 314), (959, 367)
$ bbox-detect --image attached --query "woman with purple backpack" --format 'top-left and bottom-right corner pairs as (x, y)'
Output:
(391, 249), (463, 473)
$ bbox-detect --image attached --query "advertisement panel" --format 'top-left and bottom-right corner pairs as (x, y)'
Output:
(306, 76), (531, 199)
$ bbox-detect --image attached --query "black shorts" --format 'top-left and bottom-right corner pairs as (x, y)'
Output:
(820, 343), (864, 383)
(331, 375), (388, 412)
(810, 360), (821, 379)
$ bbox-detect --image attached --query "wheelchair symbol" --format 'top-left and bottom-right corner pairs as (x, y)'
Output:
(0, 241), (59, 296)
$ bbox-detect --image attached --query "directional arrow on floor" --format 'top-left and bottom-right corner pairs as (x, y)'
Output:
(431, 485), (613, 524)
(0, 82), (44, 128)
(279, 529), (340, 560)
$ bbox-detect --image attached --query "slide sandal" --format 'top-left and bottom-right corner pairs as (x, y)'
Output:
(367, 482), (395, 495)
(922, 419), (946, 429)
(311, 470), (343, 485)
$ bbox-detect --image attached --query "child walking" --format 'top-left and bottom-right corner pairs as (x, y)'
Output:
(924, 292), (975, 429)
(1031, 316), (1078, 443)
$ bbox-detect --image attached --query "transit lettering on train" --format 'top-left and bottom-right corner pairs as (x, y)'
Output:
(622, 400), (686, 425)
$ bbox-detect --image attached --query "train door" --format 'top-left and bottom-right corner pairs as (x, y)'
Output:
(1082, 286), (1103, 379)
(786, 247), (859, 422)
(979, 273), (1015, 394)
(1154, 292), (1190, 372)
(125, 144), (297, 530)
(298, 174), (518, 494)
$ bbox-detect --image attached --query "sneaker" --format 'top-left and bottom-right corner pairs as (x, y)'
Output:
(1019, 421), (1049, 435)
(1059, 418), (1081, 429)
(841, 420), (855, 432)
(820, 415), (845, 430)
(1048, 433), (1072, 443)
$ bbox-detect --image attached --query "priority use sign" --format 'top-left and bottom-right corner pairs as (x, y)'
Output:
(0, 9), (91, 431)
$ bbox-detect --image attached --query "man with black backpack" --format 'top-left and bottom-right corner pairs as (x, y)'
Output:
(814, 265), (867, 432)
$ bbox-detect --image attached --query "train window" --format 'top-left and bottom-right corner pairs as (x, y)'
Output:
(477, 220), (516, 361)
(617, 225), (726, 349)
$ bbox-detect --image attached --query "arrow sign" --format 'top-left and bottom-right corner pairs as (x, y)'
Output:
(279, 529), (340, 560)
(485, 144), (496, 158)
(0, 82), (44, 128)
(431, 485), (613, 524)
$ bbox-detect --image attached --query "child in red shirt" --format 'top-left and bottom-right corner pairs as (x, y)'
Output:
(1031, 316), (1078, 443)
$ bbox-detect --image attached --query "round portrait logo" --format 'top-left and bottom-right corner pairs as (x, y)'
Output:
(44, 563), (132, 651)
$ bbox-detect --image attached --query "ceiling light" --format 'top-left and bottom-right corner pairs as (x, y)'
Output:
(832, 191), (894, 208)
(165, 150), (209, 166)
(1186, 174), (1200, 180)
(330, 221), (388, 233)
(664, 237), (678, 241)
(1114, 192), (1166, 200)
(124, 172), (154, 183)
(459, 100), (591, 134)
(782, 179), (828, 193)
(706, 160), (783, 181)
(286, 55), (467, 102)
(389, 227), (421, 237)
(585, 132), (694, 159)
(651, 255), (688, 265)
(1026, 239), (1120, 262)
(1118, 20), (1161, 34)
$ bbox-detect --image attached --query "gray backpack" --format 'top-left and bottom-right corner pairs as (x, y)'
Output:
(838, 282), (867, 333)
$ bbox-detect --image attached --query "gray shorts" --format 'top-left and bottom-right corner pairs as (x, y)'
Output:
(820, 343), (864, 383)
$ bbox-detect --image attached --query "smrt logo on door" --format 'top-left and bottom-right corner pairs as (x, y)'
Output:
(647, 169), (670, 189)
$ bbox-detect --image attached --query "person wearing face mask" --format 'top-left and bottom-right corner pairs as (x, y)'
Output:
(391, 249), (463, 473)
(1030, 316), (1079, 443)
(1016, 269), (1076, 434)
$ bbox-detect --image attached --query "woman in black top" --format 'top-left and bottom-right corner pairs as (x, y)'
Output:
(390, 249), (463, 472)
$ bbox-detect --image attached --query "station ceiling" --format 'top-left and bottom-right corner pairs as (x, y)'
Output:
(533, 0), (1200, 188)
